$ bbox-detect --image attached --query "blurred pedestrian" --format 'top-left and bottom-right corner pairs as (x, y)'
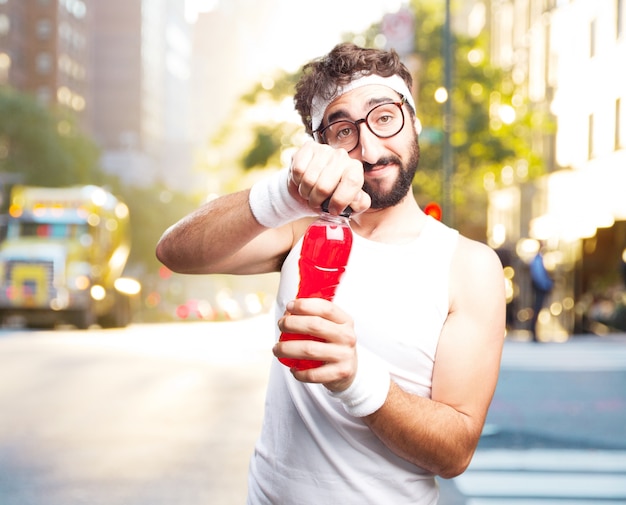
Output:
(621, 248), (626, 288)
(529, 246), (554, 342)
(156, 43), (506, 504)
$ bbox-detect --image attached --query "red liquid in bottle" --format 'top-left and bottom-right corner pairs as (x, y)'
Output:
(279, 213), (353, 370)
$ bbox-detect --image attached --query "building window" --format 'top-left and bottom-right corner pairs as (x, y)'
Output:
(36, 19), (53, 40)
(0, 14), (9, 36)
(590, 19), (596, 58)
(617, 98), (623, 150)
(588, 113), (595, 159)
(544, 0), (557, 11)
(61, 0), (87, 19)
(0, 52), (10, 84)
(37, 86), (52, 106)
(35, 52), (53, 74)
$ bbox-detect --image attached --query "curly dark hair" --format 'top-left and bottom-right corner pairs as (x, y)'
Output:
(294, 43), (414, 136)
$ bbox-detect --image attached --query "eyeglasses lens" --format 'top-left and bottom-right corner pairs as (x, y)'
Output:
(321, 101), (404, 152)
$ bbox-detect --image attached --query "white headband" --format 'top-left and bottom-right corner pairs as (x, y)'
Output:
(310, 74), (416, 131)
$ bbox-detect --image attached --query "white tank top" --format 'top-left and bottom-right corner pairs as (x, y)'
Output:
(247, 216), (459, 505)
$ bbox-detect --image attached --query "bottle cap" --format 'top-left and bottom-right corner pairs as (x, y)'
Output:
(321, 198), (352, 218)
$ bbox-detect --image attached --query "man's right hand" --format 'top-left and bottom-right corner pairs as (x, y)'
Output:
(289, 141), (371, 216)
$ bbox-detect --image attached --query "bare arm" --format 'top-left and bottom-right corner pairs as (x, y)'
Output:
(156, 189), (294, 275)
(362, 238), (505, 478)
(156, 141), (370, 276)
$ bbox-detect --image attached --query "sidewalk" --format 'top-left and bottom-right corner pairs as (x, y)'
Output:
(500, 332), (626, 372)
(506, 328), (626, 344)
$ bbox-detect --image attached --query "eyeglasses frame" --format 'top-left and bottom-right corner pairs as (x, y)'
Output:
(313, 95), (408, 153)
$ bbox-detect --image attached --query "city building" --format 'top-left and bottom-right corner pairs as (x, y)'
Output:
(488, 0), (626, 338)
(0, 0), (197, 191)
(91, 0), (195, 190)
(0, 0), (91, 127)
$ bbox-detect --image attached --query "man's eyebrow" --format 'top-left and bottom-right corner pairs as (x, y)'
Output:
(325, 95), (400, 125)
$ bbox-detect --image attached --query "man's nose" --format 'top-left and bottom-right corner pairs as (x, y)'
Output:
(354, 122), (385, 164)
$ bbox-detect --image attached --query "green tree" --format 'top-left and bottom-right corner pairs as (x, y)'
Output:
(238, 71), (301, 172)
(197, 69), (305, 200)
(0, 87), (102, 186)
(401, 0), (549, 237)
(110, 182), (199, 271)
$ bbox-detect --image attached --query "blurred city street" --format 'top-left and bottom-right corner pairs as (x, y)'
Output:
(0, 316), (275, 505)
(0, 316), (625, 504)
(1, 1), (626, 503)
(439, 334), (626, 504)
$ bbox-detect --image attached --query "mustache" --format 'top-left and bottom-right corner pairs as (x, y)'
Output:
(362, 156), (402, 172)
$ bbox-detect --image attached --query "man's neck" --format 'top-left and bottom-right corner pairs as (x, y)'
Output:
(350, 195), (427, 244)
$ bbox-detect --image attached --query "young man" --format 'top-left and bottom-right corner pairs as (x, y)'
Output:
(156, 43), (505, 504)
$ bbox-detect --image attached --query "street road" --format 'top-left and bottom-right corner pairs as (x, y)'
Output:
(0, 317), (625, 504)
(440, 335), (626, 504)
(0, 317), (275, 505)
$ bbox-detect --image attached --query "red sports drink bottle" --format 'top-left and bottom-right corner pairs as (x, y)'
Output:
(279, 204), (353, 370)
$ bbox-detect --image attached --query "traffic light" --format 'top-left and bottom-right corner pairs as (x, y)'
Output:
(424, 202), (442, 221)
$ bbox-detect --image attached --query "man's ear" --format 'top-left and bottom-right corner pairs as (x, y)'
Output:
(413, 117), (422, 135)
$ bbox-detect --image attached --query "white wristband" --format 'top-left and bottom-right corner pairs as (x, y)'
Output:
(328, 347), (391, 418)
(248, 168), (315, 228)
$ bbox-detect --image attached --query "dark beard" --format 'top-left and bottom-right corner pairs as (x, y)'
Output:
(362, 136), (420, 209)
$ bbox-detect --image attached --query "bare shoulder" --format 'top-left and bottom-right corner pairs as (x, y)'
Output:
(452, 235), (503, 280)
(432, 233), (506, 432)
(448, 234), (505, 313)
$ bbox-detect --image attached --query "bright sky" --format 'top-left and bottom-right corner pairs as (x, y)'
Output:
(186, 0), (408, 74)
(185, 0), (410, 140)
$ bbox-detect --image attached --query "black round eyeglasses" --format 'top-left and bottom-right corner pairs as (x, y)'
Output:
(314, 95), (407, 153)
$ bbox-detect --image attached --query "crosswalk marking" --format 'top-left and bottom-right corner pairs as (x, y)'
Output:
(457, 472), (626, 498)
(452, 450), (626, 504)
(468, 449), (626, 471)
(501, 340), (626, 371)
(467, 500), (623, 505)
(447, 339), (626, 503)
